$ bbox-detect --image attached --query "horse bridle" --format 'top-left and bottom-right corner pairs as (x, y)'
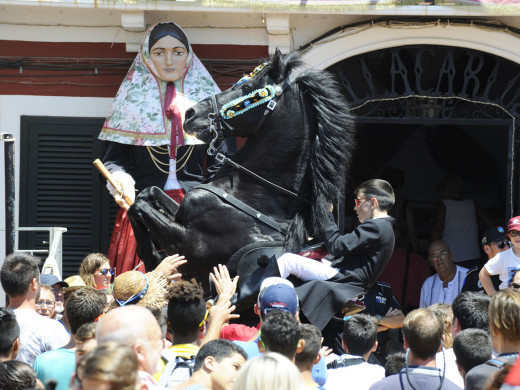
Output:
(206, 75), (290, 156)
(205, 73), (309, 204)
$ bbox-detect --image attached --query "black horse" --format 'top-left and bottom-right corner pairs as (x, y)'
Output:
(128, 50), (355, 285)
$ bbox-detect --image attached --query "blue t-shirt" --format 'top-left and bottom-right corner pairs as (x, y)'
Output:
(34, 348), (75, 390)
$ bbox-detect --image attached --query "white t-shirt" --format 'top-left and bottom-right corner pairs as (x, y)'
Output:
(484, 248), (520, 289)
(325, 354), (385, 390)
(436, 348), (464, 389)
(14, 308), (70, 366)
(419, 266), (468, 308)
(442, 199), (480, 263)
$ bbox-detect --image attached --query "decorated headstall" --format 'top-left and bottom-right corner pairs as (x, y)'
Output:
(220, 84), (280, 120)
(207, 61), (289, 155)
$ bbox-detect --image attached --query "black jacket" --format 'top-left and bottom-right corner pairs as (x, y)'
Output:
(296, 215), (396, 330)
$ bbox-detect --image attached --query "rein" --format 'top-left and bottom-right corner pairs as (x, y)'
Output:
(215, 153), (310, 204)
(196, 184), (288, 235)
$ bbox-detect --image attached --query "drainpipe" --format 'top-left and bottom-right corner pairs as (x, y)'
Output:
(2, 133), (15, 256)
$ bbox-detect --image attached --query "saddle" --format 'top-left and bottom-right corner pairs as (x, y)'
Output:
(220, 241), (285, 313)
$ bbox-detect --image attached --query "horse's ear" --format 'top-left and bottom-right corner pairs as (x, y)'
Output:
(269, 48), (285, 84)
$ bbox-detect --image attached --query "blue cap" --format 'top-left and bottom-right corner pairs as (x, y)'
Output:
(40, 274), (68, 288)
(259, 283), (299, 316)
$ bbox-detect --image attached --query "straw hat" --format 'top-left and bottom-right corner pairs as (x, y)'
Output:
(63, 275), (87, 293)
(109, 271), (169, 310)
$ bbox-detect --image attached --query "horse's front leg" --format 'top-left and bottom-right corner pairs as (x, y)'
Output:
(127, 187), (186, 271)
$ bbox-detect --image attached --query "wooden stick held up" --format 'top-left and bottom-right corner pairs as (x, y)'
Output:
(93, 159), (134, 206)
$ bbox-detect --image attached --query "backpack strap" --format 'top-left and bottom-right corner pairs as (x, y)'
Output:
(158, 354), (196, 387)
(161, 348), (177, 364)
(184, 385), (208, 390)
(486, 358), (507, 368)
(327, 357), (365, 369)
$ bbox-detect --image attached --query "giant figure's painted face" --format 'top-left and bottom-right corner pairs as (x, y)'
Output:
(149, 35), (189, 82)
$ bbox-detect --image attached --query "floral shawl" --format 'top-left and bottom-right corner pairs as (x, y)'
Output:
(99, 23), (220, 147)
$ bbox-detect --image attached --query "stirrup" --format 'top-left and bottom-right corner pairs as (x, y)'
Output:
(341, 299), (365, 317)
(332, 298), (366, 322)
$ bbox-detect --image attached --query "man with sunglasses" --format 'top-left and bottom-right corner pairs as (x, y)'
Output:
(480, 216), (520, 295)
(276, 179), (396, 332)
(461, 226), (508, 293)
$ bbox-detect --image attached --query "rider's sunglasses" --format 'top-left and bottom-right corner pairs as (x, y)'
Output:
(354, 198), (370, 208)
(511, 282), (520, 289)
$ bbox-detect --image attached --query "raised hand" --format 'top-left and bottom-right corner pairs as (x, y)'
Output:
(155, 254), (187, 282)
(210, 264), (239, 302)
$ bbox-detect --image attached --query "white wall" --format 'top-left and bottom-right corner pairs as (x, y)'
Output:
(0, 95), (113, 306)
(0, 6), (268, 47)
(300, 22), (520, 68)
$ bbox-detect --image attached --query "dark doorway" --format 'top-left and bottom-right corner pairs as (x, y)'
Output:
(343, 121), (510, 256)
(19, 116), (117, 276)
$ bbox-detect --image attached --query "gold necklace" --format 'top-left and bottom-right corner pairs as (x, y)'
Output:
(146, 145), (195, 174)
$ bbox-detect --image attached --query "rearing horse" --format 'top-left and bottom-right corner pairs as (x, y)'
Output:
(128, 50), (355, 282)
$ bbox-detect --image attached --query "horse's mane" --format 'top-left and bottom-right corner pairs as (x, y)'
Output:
(282, 53), (356, 252)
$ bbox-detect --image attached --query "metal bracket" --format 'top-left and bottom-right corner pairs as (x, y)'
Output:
(216, 153), (226, 164)
(0, 133), (15, 142)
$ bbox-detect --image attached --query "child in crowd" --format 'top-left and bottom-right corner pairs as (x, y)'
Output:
(74, 323), (97, 365)
(172, 340), (247, 390)
(479, 216), (520, 295)
(76, 342), (139, 390)
(295, 324), (326, 390)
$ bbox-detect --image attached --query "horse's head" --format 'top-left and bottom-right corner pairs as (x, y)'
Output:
(184, 49), (296, 145)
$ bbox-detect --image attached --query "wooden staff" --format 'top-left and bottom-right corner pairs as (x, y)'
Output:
(93, 159), (134, 206)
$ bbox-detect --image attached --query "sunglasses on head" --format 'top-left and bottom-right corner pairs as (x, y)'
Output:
(99, 268), (114, 276)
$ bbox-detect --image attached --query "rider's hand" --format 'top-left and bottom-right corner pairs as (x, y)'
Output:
(385, 308), (403, 317)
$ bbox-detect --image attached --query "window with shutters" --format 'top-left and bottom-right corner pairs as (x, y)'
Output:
(19, 116), (118, 277)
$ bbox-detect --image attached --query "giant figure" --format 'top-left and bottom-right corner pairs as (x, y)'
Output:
(98, 23), (232, 274)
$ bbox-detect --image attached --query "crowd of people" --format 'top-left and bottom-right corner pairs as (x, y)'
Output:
(2, 240), (520, 390)
(0, 177), (520, 390)
(3, 164), (520, 390)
